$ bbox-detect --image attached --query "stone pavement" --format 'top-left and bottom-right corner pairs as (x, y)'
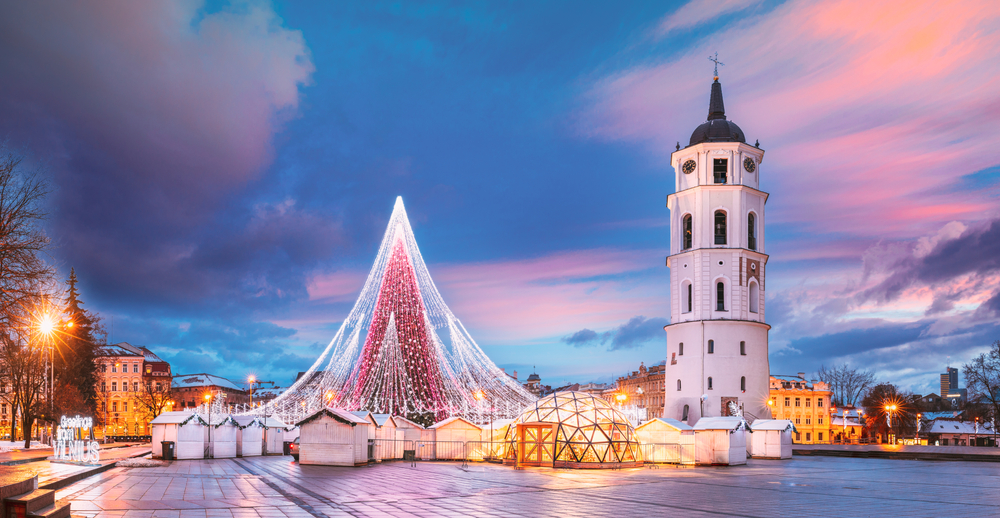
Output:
(53, 454), (1000, 517)
(795, 442), (1000, 461)
(0, 442), (145, 465)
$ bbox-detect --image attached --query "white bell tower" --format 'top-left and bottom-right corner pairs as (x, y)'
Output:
(663, 70), (772, 423)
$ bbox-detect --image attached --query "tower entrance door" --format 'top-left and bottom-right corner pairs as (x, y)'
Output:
(516, 423), (554, 467)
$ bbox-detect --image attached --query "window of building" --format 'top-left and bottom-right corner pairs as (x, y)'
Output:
(686, 283), (693, 313)
(740, 341), (746, 355)
(714, 211), (727, 245)
(122, 382), (128, 392)
(102, 382), (107, 392)
(817, 398), (824, 408)
(748, 213), (756, 251)
(818, 432), (823, 441)
(112, 401), (118, 412)
(716, 282), (725, 311)
(678, 343), (684, 356)
(806, 398), (811, 408)
(133, 382), (139, 392)
(146, 365), (152, 374)
(133, 364), (139, 373)
(683, 215), (692, 250)
(806, 433), (811, 442)
(123, 402), (128, 412)
(682, 405), (689, 421)
(1, 404), (5, 414)
(795, 432), (801, 441)
(795, 398), (800, 407)
(101, 402), (106, 412)
(713, 158), (727, 184)
(818, 417), (824, 425)
(101, 364), (107, 373)
(784, 397), (790, 406)
(112, 364), (117, 373)
(806, 417), (811, 425)
(708, 377), (713, 390)
(708, 340), (714, 354)
(795, 418), (801, 425)
(156, 383), (163, 392)
(740, 376), (746, 391)
(677, 380), (682, 391)
(749, 281), (759, 313)
(112, 382), (117, 392)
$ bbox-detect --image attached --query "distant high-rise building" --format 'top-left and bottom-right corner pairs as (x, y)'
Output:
(940, 367), (958, 398)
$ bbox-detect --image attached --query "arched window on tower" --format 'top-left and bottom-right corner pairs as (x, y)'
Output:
(708, 340), (714, 354)
(708, 377), (713, 390)
(677, 379), (682, 391)
(679, 342), (684, 356)
(748, 213), (757, 251)
(716, 281), (726, 311)
(683, 215), (693, 250)
(686, 283), (693, 313)
(749, 281), (759, 313)
(682, 405), (689, 421)
(741, 376), (746, 392)
(715, 211), (727, 245)
(740, 341), (746, 355)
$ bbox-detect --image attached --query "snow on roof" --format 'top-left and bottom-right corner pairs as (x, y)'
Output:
(692, 416), (746, 431)
(371, 414), (395, 427)
(172, 373), (241, 391)
(99, 342), (144, 357)
(925, 419), (991, 435)
(429, 416), (481, 430)
(258, 417), (290, 429)
(393, 416), (426, 429)
(831, 417), (864, 427)
(232, 416), (261, 427)
(350, 410), (377, 425)
(297, 408), (369, 427)
(208, 415), (238, 426)
(636, 418), (693, 431)
(751, 419), (794, 431)
(150, 411), (206, 425)
(922, 411), (964, 421)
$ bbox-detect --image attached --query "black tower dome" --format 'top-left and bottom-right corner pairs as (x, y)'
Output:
(688, 79), (745, 146)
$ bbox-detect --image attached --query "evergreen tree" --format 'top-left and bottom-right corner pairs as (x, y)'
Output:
(54, 268), (102, 417)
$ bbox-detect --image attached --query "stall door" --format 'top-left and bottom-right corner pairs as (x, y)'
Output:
(517, 424), (553, 467)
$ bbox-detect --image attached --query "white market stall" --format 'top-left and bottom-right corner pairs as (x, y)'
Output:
(258, 416), (292, 455)
(748, 419), (793, 459)
(370, 414), (404, 460)
(208, 415), (239, 459)
(480, 418), (514, 460)
(693, 416), (748, 466)
(151, 412), (210, 460)
(233, 416), (263, 457)
(635, 418), (694, 464)
(295, 408), (371, 466)
(430, 416), (481, 460)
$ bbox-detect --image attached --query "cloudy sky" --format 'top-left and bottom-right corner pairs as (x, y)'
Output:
(1, 0), (997, 394)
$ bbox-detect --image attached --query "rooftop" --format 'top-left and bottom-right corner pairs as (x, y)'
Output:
(172, 373), (242, 391)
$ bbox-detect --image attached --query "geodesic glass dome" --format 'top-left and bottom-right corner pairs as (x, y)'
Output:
(504, 391), (641, 467)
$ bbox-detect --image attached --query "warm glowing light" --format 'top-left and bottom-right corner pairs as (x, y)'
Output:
(204, 394), (212, 401)
(767, 400), (774, 406)
(615, 393), (627, 403)
(325, 391), (334, 400)
(248, 375), (256, 384)
(474, 390), (486, 401)
(38, 313), (56, 336)
(65, 321), (74, 328)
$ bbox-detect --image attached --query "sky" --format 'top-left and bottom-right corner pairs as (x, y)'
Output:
(0, 0), (998, 395)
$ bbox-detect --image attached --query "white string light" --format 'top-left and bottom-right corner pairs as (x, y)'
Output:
(249, 197), (536, 423)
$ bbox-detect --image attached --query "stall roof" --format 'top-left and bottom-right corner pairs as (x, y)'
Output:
(257, 416), (291, 429)
(393, 416), (426, 429)
(636, 418), (693, 431)
(150, 411), (206, 425)
(692, 416), (746, 431)
(429, 416), (481, 430)
(371, 414), (395, 427)
(925, 419), (992, 435)
(750, 419), (794, 431)
(296, 408), (370, 427)
(233, 416), (261, 427)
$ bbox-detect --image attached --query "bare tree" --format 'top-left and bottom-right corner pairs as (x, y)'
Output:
(964, 340), (1000, 426)
(818, 364), (876, 407)
(134, 379), (173, 428)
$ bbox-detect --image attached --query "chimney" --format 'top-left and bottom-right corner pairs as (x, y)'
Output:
(798, 372), (806, 379)
(513, 370), (518, 380)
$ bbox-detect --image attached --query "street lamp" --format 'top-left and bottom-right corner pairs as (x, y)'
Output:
(884, 403), (898, 444)
(205, 393), (213, 458)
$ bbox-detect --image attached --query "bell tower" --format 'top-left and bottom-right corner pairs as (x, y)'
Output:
(663, 68), (771, 423)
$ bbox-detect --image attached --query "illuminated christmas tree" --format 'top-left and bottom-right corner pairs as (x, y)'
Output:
(260, 197), (535, 423)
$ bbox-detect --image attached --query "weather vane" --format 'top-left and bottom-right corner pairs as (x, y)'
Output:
(709, 52), (724, 80)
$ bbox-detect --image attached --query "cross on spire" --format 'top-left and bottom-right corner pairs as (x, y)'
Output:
(708, 52), (724, 79)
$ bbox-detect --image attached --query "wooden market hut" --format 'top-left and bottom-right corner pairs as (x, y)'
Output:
(635, 418), (694, 464)
(258, 416), (292, 455)
(692, 416), (748, 466)
(150, 411), (209, 460)
(429, 416), (481, 460)
(370, 414), (403, 460)
(233, 416), (264, 457)
(748, 419), (793, 459)
(208, 415), (239, 459)
(295, 408), (371, 466)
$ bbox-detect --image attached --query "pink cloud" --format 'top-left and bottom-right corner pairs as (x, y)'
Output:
(307, 248), (670, 343)
(582, 0), (1000, 240)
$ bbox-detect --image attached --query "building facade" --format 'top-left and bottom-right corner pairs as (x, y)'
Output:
(616, 362), (666, 419)
(96, 342), (173, 438)
(663, 74), (772, 424)
(172, 373), (249, 411)
(768, 374), (832, 444)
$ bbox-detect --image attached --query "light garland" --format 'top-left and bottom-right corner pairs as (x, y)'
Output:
(248, 197), (536, 423)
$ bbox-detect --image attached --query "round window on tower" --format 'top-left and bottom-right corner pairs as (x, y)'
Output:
(751, 263), (756, 271)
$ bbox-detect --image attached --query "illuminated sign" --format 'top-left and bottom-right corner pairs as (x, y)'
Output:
(54, 415), (100, 464)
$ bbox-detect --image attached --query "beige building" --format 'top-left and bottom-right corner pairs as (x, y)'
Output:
(617, 362), (667, 419)
(96, 342), (172, 438)
(768, 374), (831, 444)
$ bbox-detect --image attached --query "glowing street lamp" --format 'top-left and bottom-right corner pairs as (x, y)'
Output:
(615, 393), (627, 405)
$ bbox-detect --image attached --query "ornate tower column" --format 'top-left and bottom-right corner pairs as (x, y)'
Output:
(663, 75), (771, 423)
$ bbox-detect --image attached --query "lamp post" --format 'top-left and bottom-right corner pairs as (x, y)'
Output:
(204, 393), (213, 458)
(916, 413), (922, 443)
(884, 404), (897, 444)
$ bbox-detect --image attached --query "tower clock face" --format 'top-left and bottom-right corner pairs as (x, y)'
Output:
(682, 160), (696, 174)
(743, 157), (756, 173)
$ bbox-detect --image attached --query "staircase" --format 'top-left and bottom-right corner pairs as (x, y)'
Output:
(3, 485), (72, 518)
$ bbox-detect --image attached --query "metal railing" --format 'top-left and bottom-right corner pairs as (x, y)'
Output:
(638, 443), (684, 464)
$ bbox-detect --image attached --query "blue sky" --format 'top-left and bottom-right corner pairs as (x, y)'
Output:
(1, 0), (998, 394)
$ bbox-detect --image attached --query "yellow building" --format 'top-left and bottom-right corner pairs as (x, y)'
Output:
(768, 374), (831, 444)
(96, 342), (172, 438)
(617, 362), (667, 419)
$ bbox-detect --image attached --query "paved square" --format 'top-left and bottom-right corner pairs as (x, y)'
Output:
(56, 455), (1000, 517)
